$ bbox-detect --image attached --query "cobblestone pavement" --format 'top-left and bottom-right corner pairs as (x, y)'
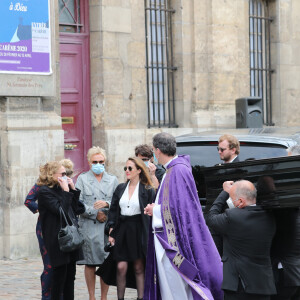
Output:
(0, 257), (137, 300)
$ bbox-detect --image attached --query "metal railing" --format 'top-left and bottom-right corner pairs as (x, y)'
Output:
(144, 0), (177, 128)
(249, 0), (274, 125)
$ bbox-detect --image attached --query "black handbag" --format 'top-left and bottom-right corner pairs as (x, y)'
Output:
(104, 242), (114, 253)
(58, 207), (84, 252)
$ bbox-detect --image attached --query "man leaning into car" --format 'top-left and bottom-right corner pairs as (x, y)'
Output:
(206, 180), (276, 300)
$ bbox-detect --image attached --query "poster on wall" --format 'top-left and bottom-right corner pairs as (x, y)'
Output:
(0, 0), (51, 74)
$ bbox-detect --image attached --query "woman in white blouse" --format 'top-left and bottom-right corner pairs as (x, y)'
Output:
(105, 157), (155, 300)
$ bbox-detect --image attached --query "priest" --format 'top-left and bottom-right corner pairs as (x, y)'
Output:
(144, 132), (223, 300)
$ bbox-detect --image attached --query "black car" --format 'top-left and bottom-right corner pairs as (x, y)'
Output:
(176, 128), (300, 210)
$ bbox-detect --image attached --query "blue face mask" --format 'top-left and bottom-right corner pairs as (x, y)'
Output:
(91, 163), (105, 175)
(153, 151), (158, 165)
(144, 160), (149, 167)
(62, 175), (68, 181)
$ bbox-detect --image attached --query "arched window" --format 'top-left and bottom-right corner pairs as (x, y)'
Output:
(249, 0), (273, 125)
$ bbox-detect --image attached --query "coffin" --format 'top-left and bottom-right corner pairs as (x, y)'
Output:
(201, 155), (300, 212)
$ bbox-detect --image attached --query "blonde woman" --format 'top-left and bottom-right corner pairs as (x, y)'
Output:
(76, 146), (118, 300)
(24, 158), (77, 300)
(37, 161), (84, 300)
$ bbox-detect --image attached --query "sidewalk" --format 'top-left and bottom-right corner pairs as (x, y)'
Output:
(0, 257), (137, 300)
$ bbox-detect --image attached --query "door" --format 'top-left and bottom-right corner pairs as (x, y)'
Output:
(59, 0), (91, 175)
(60, 43), (87, 174)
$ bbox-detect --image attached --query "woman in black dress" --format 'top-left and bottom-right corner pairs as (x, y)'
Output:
(37, 161), (85, 300)
(106, 157), (155, 300)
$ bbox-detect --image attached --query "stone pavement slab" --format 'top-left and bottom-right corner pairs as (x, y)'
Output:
(0, 257), (137, 300)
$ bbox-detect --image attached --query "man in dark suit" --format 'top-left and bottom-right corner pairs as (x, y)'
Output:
(211, 134), (240, 254)
(206, 180), (276, 300)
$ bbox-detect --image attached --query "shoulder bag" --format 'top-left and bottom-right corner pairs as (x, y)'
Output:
(58, 207), (84, 252)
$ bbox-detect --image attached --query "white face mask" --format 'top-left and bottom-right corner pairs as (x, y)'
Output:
(226, 197), (240, 209)
(226, 197), (235, 209)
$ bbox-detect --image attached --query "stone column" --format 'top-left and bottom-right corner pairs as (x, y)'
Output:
(270, 0), (300, 126)
(175, 0), (250, 128)
(0, 97), (64, 258)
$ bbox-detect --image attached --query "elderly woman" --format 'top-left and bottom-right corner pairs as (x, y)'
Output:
(37, 161), (84, 300)
(24, 159), (76, 300)
(101, 157), (155, 300)
(76, 146), (118, 300)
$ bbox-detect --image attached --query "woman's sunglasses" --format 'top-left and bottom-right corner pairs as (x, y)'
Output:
(92, 160), (105, 164)
(124, 166), (133, 172)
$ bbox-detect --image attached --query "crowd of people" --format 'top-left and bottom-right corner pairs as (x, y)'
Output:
(24, 132), (300, 300)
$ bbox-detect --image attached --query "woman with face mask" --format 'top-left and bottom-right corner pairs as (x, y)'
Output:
(75, 146), (118, 300)
(37, 161), (85, 300)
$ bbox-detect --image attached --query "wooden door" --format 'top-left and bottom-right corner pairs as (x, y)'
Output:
(60, 42), (90, 175)
(59, 0), (91, 175)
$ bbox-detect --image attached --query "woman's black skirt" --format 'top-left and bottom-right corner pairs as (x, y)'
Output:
(95, 214), (143, 288)
(113, 214), (143, 262)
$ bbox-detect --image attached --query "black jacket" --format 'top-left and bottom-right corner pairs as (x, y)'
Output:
(271, 208), (300, 286)
(155, 164), (165, 183)
(107, 182), (155, 256)
(210, 155), (240, 255)
(206, 193), (276, 295)
(38, 185), (85, 268)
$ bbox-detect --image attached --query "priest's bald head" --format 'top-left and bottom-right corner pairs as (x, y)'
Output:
(152, 132), (176, 165)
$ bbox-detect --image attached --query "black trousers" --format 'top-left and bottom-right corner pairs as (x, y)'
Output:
(51, 261), (76, 300)
(271, 269), (300, 300)
(224, 279), (271, 300)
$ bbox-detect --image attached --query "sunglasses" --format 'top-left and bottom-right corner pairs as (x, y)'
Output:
(217, 146), (228, 152)
(57, 172), (67, 176)
(124, 166), (134, 172)
(92, 160), (105, 164)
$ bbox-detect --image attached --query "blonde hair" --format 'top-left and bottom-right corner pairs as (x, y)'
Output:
(87, 146), (106, 162)
(219, 134), (240, 155)
(59, 158), (74, 176)
(127, 157), (154, 189)
(37, 161), (63, 188)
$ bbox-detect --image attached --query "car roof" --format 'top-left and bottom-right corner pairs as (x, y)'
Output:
(176, 127), (300, 148)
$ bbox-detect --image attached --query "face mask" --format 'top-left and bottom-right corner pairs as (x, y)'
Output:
(153, 151), (158, 165)
(144, 161), (149, 167)
(62, 175), (68, 181)
(92, 163), (105, 175)
(226, 197), (239, 209)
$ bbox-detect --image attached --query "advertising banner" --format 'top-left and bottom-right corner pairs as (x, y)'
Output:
(0, 0), (51, 74)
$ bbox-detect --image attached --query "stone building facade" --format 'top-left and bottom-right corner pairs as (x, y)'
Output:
(0, 0), (299, 258)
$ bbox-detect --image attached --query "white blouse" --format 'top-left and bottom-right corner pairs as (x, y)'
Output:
(119, 181), (141, 216)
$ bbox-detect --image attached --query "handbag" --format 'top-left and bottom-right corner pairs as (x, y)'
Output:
(104, 242), (114, 253)
(58, 207), (84, 252)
